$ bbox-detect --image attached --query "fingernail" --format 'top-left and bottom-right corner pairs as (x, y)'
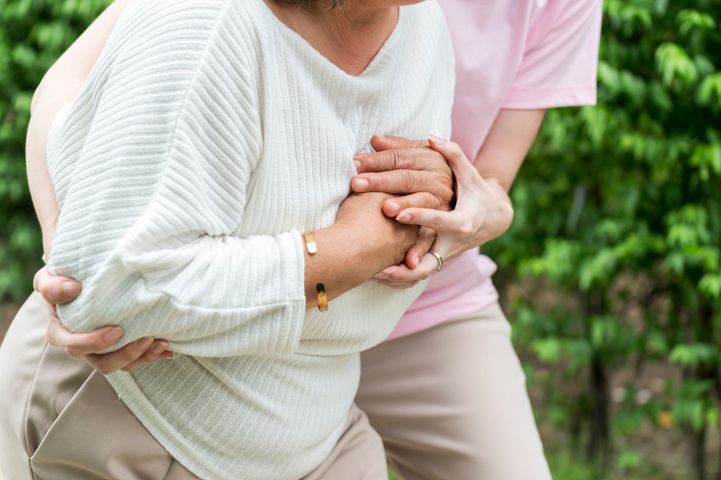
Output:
(161, 351), (174, 360)
(103, 327), (123, 343)
(375, 273), (390, 280)
(396, 213), (411, 222)
(154, 341), (170, 353)
(386, 201), (400, 215)
(413, 256), (420, 265)
(354, 178), (369, 191)
(374, 134), (387, 140)
(428, 135), (448, 147)
(353, 160), (361, 170)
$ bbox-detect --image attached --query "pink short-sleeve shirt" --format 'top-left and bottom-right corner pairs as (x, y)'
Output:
(387, 0), (603, 340)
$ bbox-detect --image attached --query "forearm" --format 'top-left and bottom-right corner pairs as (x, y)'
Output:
(304, 212), (409, 307)
(445, 109), (545, 249)
(57, 222), (407, 356)
(472, 108), (546, 192)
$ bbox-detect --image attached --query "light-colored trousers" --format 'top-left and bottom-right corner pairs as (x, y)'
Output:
(0, 292), (551, 480)
(356, 302), (552, 480)
(0, 293), (386, 480)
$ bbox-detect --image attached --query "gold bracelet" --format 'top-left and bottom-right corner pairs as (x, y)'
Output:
(316, 283), (329, 312)
(304, 232), (328, 311)
(303, 231), (318, 255)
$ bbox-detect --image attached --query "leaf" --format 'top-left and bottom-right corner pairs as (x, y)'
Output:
(617, 450), (642, 471)
(677, 9), (716, 36)
(699, 274), (721, 299)
(698, 73), (721, 108)
(656, 43), (699, 88)
(669, 344), (720, 368)
(532, 338), (562, 364)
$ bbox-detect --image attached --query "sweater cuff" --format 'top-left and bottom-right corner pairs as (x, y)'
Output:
(270, 229), (307, 352)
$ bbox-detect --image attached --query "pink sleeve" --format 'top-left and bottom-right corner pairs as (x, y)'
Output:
(502, 0), (603, 110)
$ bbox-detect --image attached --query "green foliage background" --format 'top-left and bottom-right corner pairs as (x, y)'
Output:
(1, 0), (113, 298)
(0, 0), (720, 478)
(484, 0), (721, 478)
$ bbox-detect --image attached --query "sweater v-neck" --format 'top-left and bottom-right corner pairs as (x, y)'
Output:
(256, 0), (405, 80)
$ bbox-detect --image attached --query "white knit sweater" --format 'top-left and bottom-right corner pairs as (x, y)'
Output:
(47, 1), (454, 478)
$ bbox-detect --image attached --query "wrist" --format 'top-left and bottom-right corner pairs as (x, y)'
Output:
(313, 223), (380, 281)
(484, 176), (512, 201)
(475, 180), (514, 246)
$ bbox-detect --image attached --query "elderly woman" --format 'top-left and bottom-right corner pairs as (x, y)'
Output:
(0, 0), (456, 478)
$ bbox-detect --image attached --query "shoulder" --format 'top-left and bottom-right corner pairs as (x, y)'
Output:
(113, 0), (233, 42)
(107, 0), (260, 67)
(93, 0), (262, 99)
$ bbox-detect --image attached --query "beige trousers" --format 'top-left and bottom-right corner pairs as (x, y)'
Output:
(356, 303), (553, 480)
(0, 293), (387, 480)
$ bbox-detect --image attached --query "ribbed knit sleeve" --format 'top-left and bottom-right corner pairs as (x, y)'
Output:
(47, 0), (307, 357)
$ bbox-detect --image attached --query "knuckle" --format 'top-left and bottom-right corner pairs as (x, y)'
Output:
(359, 157), (374, 173)
(420, 192), (441, 210)
(400, 171), (416, 192)
(402, 196), (419, 210)
(427, 192), (443, 209)
(440, 189), (454, 210)
(457, 221), (476, 237)
(389, 149), (404, 170)
(442, 172), (455, 190)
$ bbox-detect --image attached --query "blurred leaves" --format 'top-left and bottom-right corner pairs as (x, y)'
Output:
(487, 0), (721, 475)
(0, 0), (111, 300)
